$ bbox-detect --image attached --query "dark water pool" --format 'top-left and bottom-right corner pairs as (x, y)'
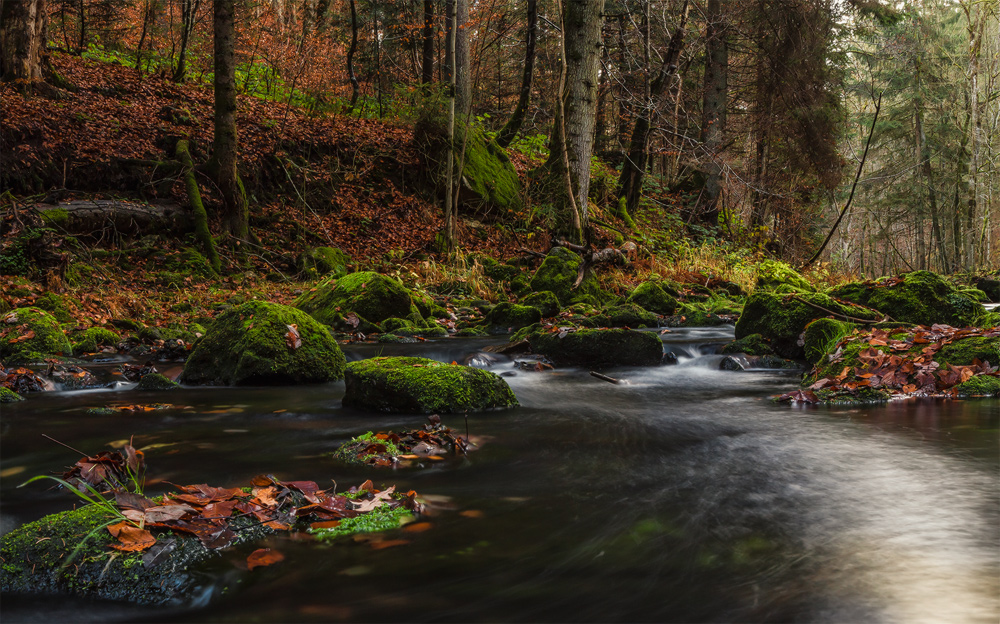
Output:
(2, 327), (998, 622)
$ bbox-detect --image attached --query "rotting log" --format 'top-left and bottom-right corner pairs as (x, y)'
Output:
(176, 139), (221, 273)
(33, 200), (190, 237)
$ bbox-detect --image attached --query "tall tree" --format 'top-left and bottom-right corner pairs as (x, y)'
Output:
(495, 0), (537, 148)
(695, 0), (726, 226)
(545, 0), (606, 242)
(173, 0), (201, 82)
(212, 0), (249, 240)
(1, 0), (48, 85)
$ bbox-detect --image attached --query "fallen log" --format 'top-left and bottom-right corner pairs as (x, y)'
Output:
(33, 200), (190, 237)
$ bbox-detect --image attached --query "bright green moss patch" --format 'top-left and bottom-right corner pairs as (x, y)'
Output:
(528, 248), (603, 306)
(0, 387), (24, 402)
(484, 302), (541, 333)
(181, 301), (346, 385)
(721, 333), (773, 356)
(71, 327), (120, 355)
(298, 246), (350, 278)
(585, 303), (658, 328)
(294, 271), (414, 328)
(520, 291), (560, 317)
(755, 260), (815, 292)
(935, 336), (1000, 368)
(343, 356), (518, 414)
(457, 130), (523, 217)
(802, 319), (856, 366)
(308, 504), (413, 542)
(626, 281), (678, 315)
(0, 307), (72, 362)
(135, 373), (179, 391)
(830, 270), (986, 327)
(953, 375), (1000, 397)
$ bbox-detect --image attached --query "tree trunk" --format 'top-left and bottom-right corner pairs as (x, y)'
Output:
(176, 140), (221, 273)
(696, 0), (726, 226)
(420, 0), (434, 85)
(441, 0), (457, 253)
(173, 0), (200, 82)
(545, 0), (605, 241)
(495, 0), (536, 148)
(454, 0), (470, 119)
(347, 0), (360, 109)
(212, 0), (249, 240)
(616, 1), (688, 216)
(1, 0), (47, 83)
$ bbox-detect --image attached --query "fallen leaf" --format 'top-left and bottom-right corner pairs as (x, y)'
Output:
(247, 548), (285, 570)
(107, 522), (157, 552)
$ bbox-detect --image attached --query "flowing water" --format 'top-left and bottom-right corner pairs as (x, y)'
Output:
(2, 327), (998, 623)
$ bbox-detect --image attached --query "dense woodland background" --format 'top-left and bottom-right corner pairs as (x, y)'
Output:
(1, 0), (998, 278)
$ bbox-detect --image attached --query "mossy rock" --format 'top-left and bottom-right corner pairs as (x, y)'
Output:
(170, 247), (217, 278)
(343, 356), (518, 414)
(456, 326), (488, 337)
(135, 373), (179, 391)
(830, 270), (986, 327)
(456, 131), (523, 217)
(411, 291), (449, 319)
(181, 301), (346, 385)
(735, 292), (880, 359)
(585, 303), (658, 329)
(626, 281), (678, 315)
(71, 327), (120, 355)
(484, 303), (541, 334)
(974, 276), (999, 303)
(528, 328), (663, 368)
(802, 319), (856, 366)
(721, 334), (774, 356)
(0, 387), (24, 402)
(0, 307), (72, 363)
(528, 248), (603, 306)
(665, 310), (731, 328)
(396, 325), (449, 338)
(953, 375), (1000, 397)
(376, 333), (417, 344)
(755, 260), (815, 292)
(32, 292), (73, 323)
(0, 504), (276, 604)
(294, 271), (414, 329)
(935, 336), (1000, 368)
(519, 291), (560, 317)
(298, 246), (350, 278)
(380, 317), (416, 333)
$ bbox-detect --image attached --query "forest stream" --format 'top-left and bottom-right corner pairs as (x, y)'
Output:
(1, 327), (998, 623)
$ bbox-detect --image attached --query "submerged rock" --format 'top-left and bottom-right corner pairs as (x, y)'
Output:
(181, 301), (346, 385)
(528, 328), (663, 367)
(135, 373), (179, 391)
(720, 333), (773, 356)
(343, 356), (519, 414)
(294, 271), (415, 329)
(0, 307), (72, 364)
(830, 270), (987, 327)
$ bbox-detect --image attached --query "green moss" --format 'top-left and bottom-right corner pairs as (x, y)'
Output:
(484, 303), (541, 334)
(626, 281), (678, 315)
(0, 307), (72, 362)
(458, 131), (523, 216)
(519, 291), (560, 317)
(456, 326), (488, 337)
(64, 263), (95, 287)
(802, 319), (856, 366)
(528, 248), (603, 306)
(953, 375), (1000, 397)
(181, 301), (346, 385)
(332, 431), (403, 464)
(721, 334), (773, 356)
(735, 292), (880, 359)
(294, 271), (414, 328)
(586, 303), (658, 328)
(308, 504), (412, 542)
(396, 325), (449, 337)
(380, 317), (416, 333)
(935, 336), (1000, 368)
(39, 208), (70, 228)
(831, 270), (986, 327)
(135, 373), (179, 391)
(299, 246), (350, 278)
(71, 327), (120, 355)
(755, 260), (815, 292)
(0, 387), (24, 402)
(32, 292), (73, 323)
(667, 309), (730, 327)
(343, 356), (518, 413)
(528, 328), (663, 367)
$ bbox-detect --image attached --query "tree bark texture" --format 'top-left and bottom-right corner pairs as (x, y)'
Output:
(213, 0), (249, 240)
(454, 0), (470, 119)
(1, 0), (47, 83)
(697, 0), (726, 226)
(34, 201), (191, 236)
(495, 0), (537, 148)
(546, 0), (605, 236)
(420, 0), (434, 85)
(347, 0), (360, 108)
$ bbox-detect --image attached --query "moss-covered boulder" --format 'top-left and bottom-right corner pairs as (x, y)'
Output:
(294, 271), (415, 329)
(755, 259), (815, 292)
(830, 271), (986, 327)
(181, 301), (345, 385)
(135, 373), (179, 391)
(483, 302), (541, 334)
(735, 292), (880, 359)
(802, 319), (856, 366)
(298, 246), (350, 278)
(528, 328), (663, 367)
(953, 375), (1000, 397)
(0, 307), (72, 363)
(0, 387), (24, 402)
(520, 291), (560, 317)
(528, 248), (603, 306)
(343, 357), (518, 414)
(585, 303), (658, 328)
(665, 309), (731, 328)
(71, 327), (121, 355)
(935, 336), (1000, 368)
(721, 334), (774, 356)
(974, 276), (999, 303)
(32, 292), (73, 323)
(626, 281), (678, 315)
(456, 131), (523, 216)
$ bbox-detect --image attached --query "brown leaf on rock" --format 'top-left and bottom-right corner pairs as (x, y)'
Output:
(107, 522), (157, 552)
(285, 324), (302, 350)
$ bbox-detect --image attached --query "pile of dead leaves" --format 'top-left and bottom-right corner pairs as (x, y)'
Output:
(777, 324), (1000, 403)
(336, 415), (471, 467)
